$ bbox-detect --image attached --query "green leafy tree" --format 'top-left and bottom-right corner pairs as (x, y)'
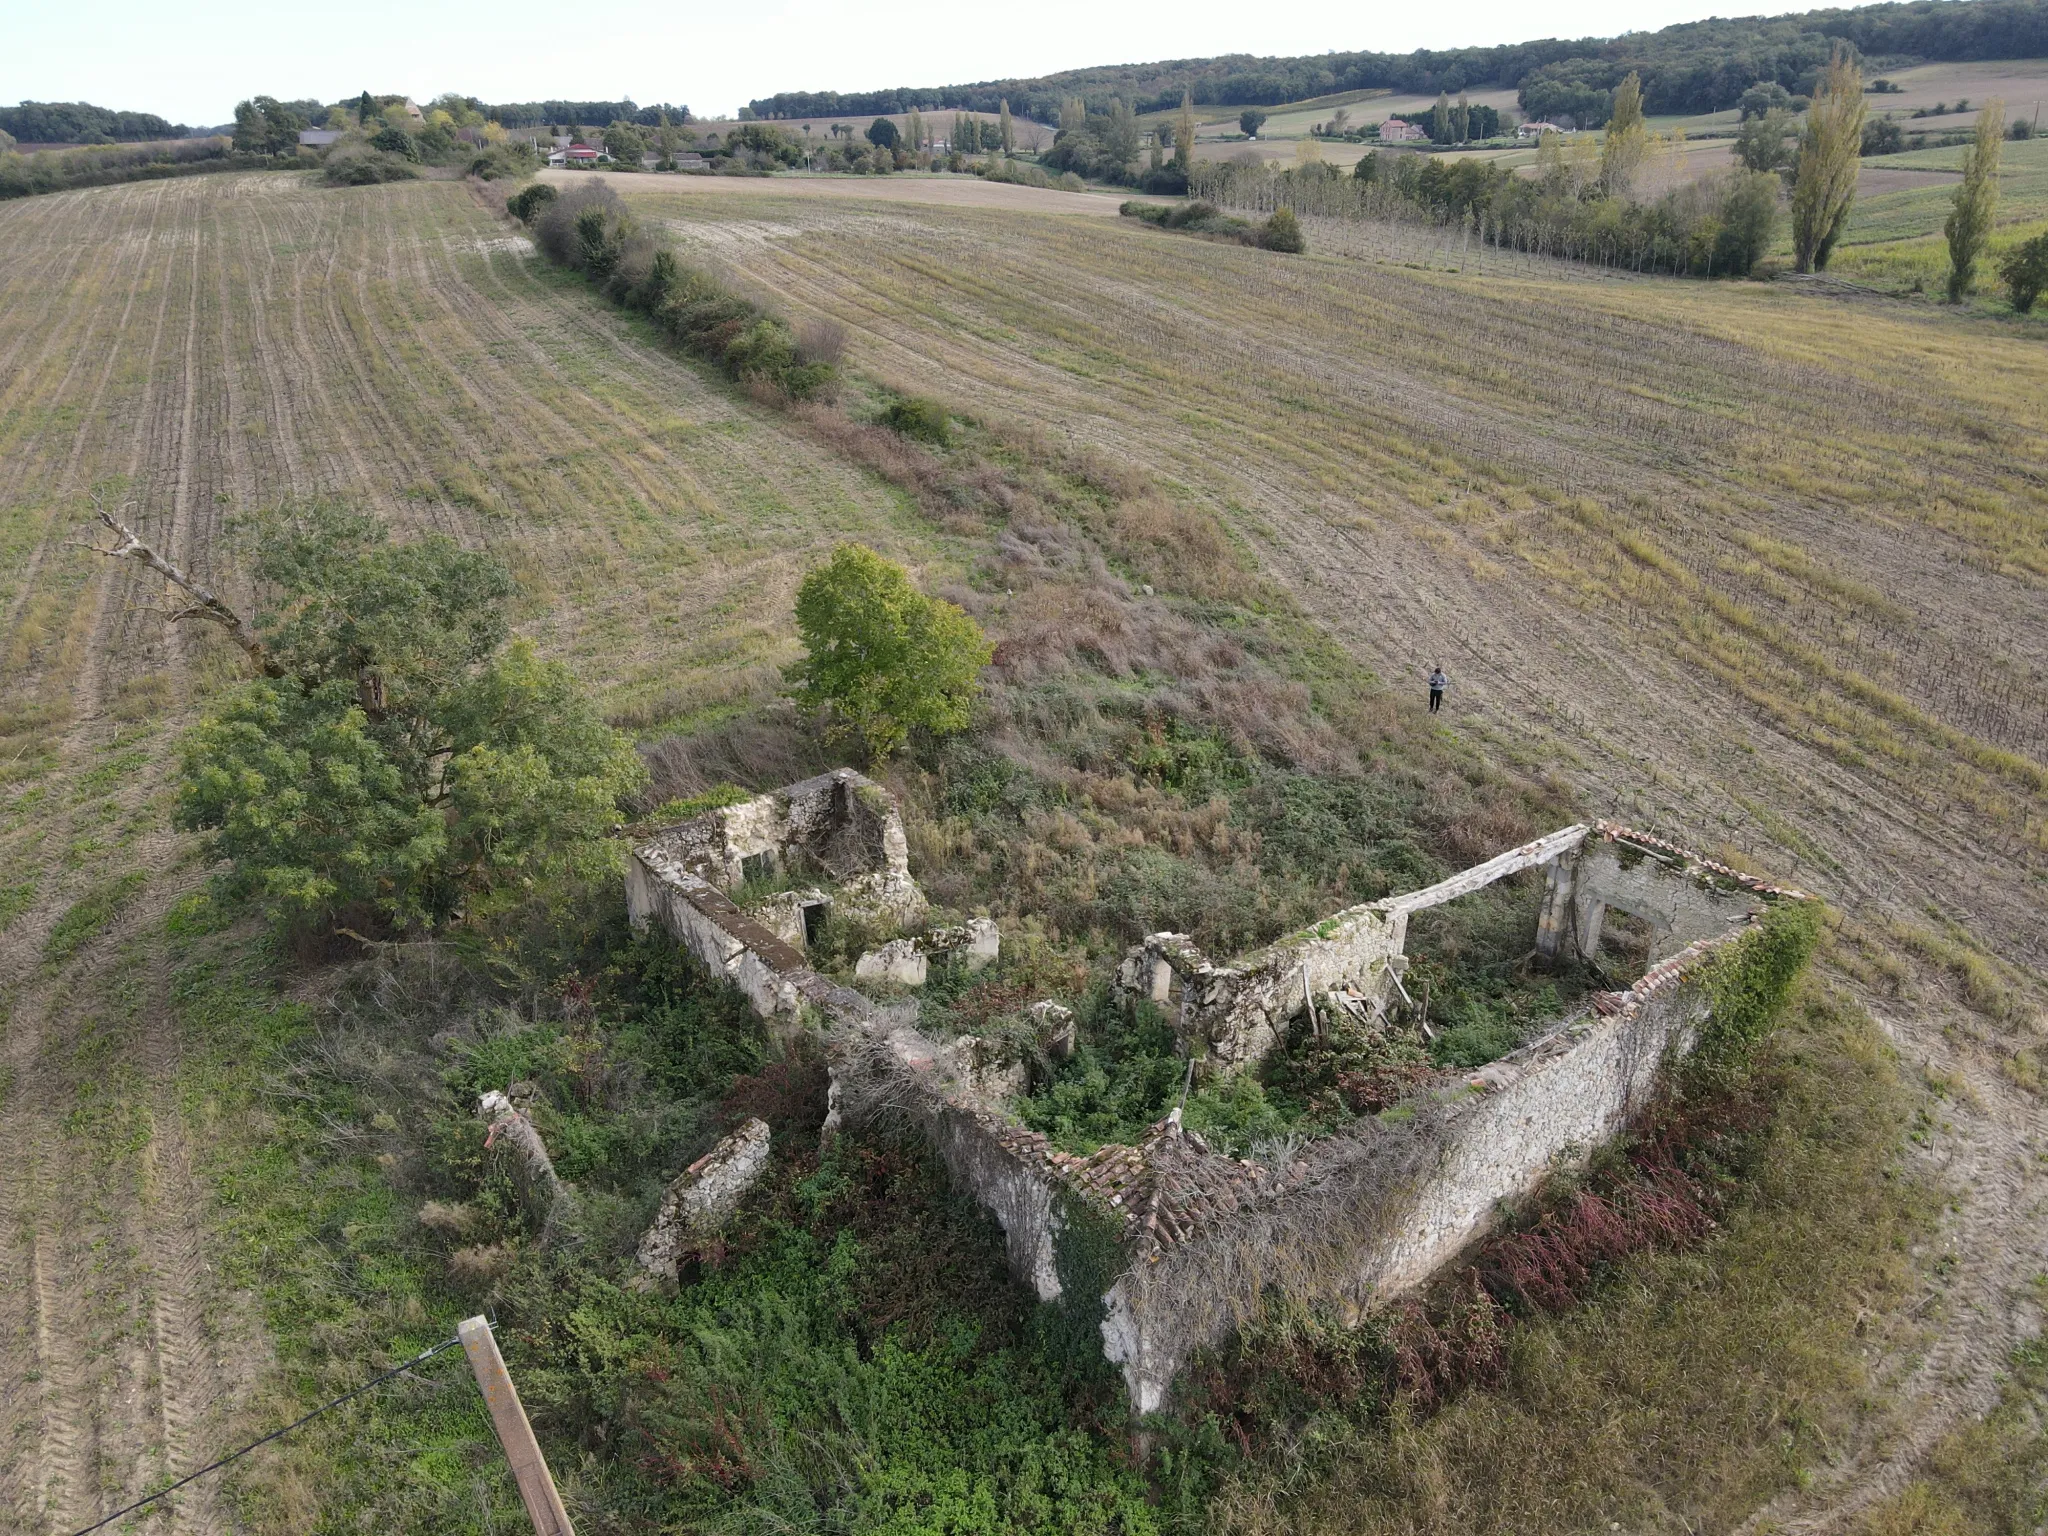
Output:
(232, 96), (307, 155)
(1240, 109), (1267, 138)
(866, 117), (899, 149)
(603, 118), (648, 163)
(1601, 72), (1648, 196)
(1105, 98), (1140, 166)
(1714, 170), (1782, 274)
(1174, 90), (1196, 173)
(999, 98), (1013, 153)
(1945, 99), (2005, 301)
(785, 545), (991, 764)
(173, 504), (644, 931)
(356, 90), (374, 125)
(1790, 50), (1865, 272)
(1999, 230), (2048, 312)
(1732, 106), (1794, 174)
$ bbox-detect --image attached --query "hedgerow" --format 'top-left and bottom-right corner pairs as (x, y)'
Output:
(512, 182), (835, 399)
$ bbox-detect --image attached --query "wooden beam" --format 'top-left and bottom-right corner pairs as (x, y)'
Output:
(459, 1316), (576, 1536)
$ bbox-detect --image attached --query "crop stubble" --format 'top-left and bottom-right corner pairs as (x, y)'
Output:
(621, 177), (2048, 1529)
(0, 172), (921, 1532)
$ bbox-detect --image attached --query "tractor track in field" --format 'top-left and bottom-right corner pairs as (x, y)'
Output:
(628, 181), (2048, 1527)
(1, 178), (261, 1536)
(0, 172), (918, 1532)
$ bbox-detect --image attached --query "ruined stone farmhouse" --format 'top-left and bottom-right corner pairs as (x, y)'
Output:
(618, 772), (1809, 1411)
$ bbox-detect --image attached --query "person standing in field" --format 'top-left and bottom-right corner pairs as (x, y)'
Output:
(1427, 665), (1447, 714)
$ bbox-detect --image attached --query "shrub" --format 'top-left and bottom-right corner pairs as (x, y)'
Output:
(506, 180), (556, 223)
(320, 144), (418, 185)
(1692, 899), (1822, 1072)
(785, 544), (992, 763)
(1120, 199), (1255, 241)
(1258, 207), (1307, 253)
(2000, 231), (2048, 313)
(369, 124), (420, 161)
(1859, 117), (1905, 156)
(468, 143), (536, 180)
(526, 185), (834, 399)
(880, 394), (951, 445)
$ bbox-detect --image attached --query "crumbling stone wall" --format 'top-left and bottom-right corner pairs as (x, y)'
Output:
(637, 1118), (773, 1281)
(1124, 824), (1589, 1070)
(1535, 821), (1786, 966)
(627, 770), (931, 1022)
(628, 782), (1807, 1415)
(1100, 940), (1713, 1410)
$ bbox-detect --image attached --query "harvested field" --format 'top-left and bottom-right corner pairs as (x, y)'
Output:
(0, 170), (927, 1534)
(536, 164), (1122, 215)
(3, 151), (2044, 1532)
(613, 173), (2048, 1524)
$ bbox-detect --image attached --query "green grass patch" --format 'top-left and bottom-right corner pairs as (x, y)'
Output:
(176, 896), (1152, 1533)
(43, 869), (147, 964)
(1190, 978), (1935, 1535)
(0, 876), (35, 934)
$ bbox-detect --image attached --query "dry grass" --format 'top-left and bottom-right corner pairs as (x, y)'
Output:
(1207, 984), (1934, 1536)
(613, 175), (2048, 963)
(537, 165), (1122, 215)
(0, 170), (951, 1530)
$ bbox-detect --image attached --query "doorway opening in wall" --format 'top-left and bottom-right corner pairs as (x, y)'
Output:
(741, 851), (777, 885)
(1595, 909), (1656, 985)
(802, 900), (828, 947)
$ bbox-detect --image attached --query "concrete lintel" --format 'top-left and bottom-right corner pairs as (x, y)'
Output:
(1377, 823), (1590, 918)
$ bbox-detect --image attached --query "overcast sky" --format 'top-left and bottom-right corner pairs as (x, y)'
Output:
(11, 0), (1821, 126)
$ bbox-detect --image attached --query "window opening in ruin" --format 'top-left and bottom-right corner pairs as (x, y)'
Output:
(1594, 908), (1655, 986)
(802, 901), (828, 947)
(741, 851), (776, 885)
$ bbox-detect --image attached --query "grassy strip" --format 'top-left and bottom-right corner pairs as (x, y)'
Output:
(44, 868), (148, 963)
(511, 180), (836, 399)
(1189, 975), (1934, 1534)
(1847, 1319), (2048, 1535)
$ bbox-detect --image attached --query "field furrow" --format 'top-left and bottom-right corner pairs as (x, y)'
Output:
(0, 170), (924, 1534)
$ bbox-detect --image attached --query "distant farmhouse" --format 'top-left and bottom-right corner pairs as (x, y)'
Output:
(1378, 119), (1429, 143)
(297, 129), (343, 148)
(1517, 121), (1568, 139)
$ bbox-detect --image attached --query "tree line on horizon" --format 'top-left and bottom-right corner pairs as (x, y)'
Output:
(744, 0), (2048, 124)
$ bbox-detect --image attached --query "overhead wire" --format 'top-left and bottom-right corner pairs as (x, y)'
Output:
(63, 1334), (468, 1536)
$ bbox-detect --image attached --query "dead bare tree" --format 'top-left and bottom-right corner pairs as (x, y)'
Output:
(78, 497), (280, 677)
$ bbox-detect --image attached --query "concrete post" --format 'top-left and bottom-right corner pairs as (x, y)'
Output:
(460, 1316), (575, 1535)
(1534, 853), (1576, 965)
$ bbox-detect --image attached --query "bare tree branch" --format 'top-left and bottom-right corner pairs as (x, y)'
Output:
(83, 500), (282, 678)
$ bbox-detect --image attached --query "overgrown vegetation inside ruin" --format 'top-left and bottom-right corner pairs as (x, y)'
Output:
(6, 160), (2036, 1534)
